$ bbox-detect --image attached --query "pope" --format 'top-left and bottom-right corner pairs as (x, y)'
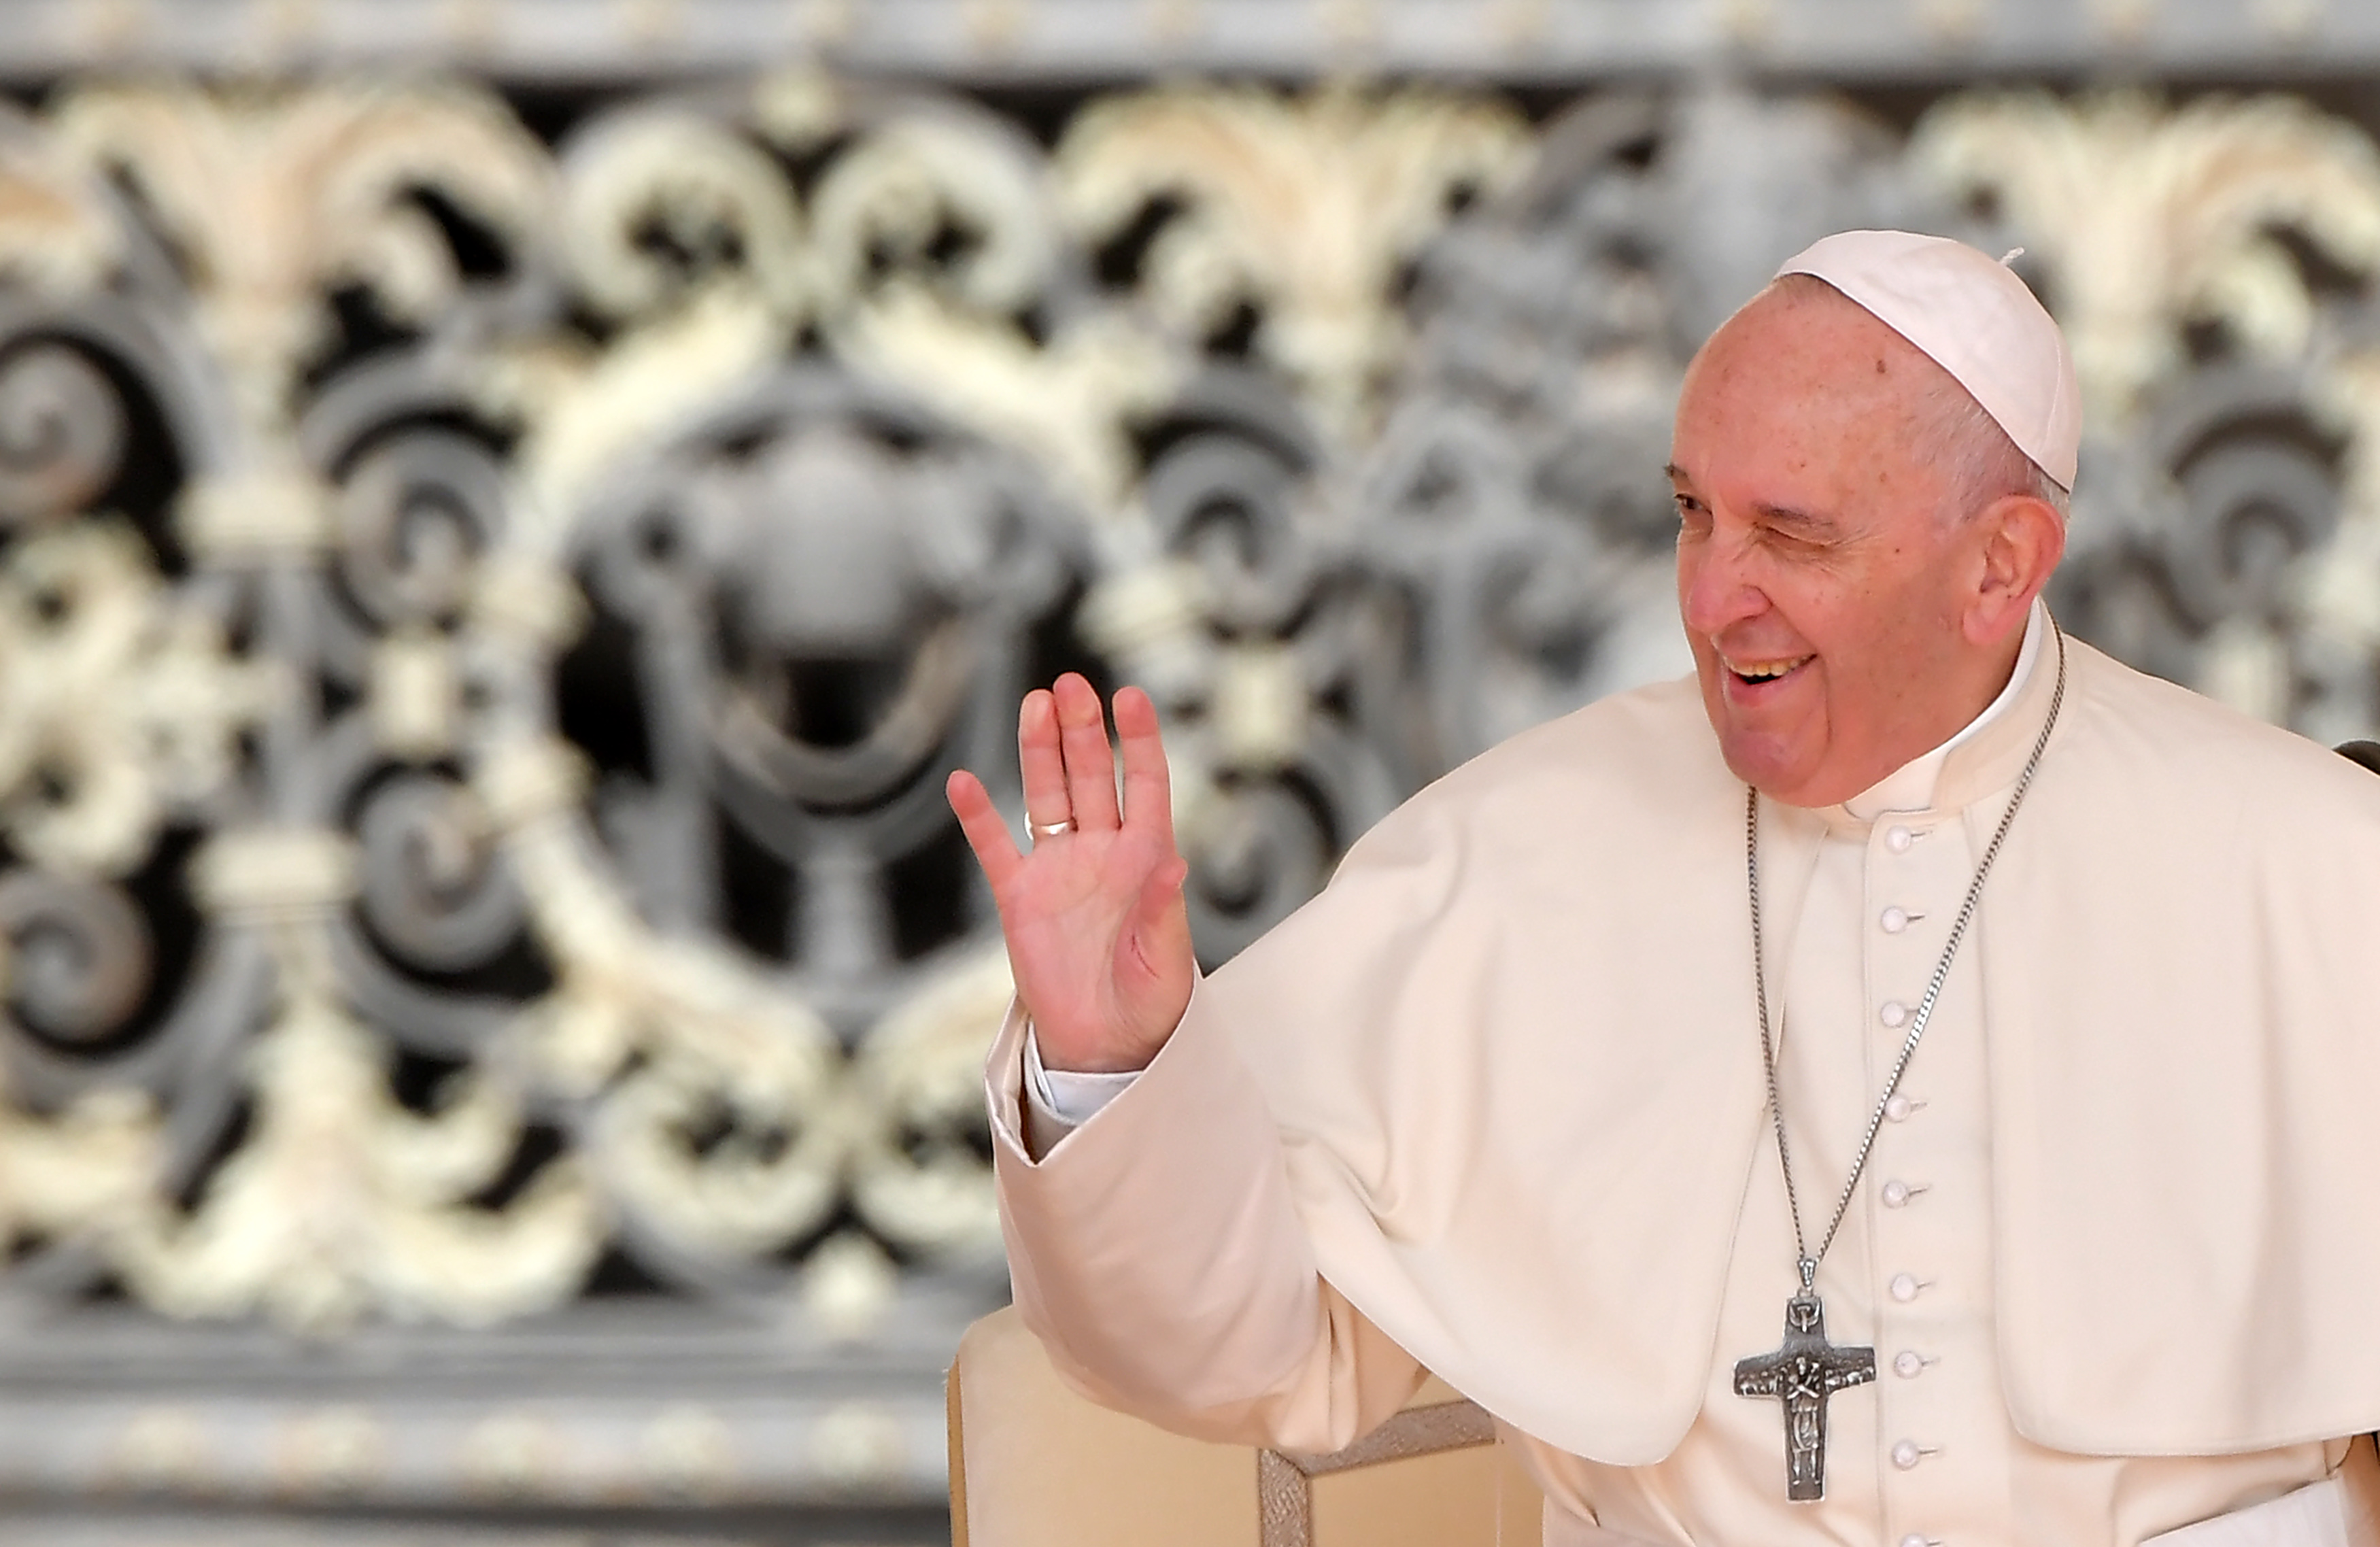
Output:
(945, 230), (2380, 1546)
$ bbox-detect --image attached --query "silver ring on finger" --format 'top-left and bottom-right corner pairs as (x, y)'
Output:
(1030, 819), (1075, 842)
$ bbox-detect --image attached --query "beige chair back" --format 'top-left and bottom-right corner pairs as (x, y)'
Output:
(949, 1306), (1545, 1547)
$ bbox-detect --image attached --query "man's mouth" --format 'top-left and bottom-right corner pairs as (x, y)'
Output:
(1723, 653), (1813, 687)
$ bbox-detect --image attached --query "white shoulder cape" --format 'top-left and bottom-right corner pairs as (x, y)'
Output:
(1190, 635), (2380, 1463)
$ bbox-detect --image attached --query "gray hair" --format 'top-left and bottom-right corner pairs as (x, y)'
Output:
(1912, 373), (2072, 524)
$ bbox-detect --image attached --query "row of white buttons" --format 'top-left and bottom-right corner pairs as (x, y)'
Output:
(1892, 1132), (1939, 1543)
(1883, 1108), (1937, 1474)
(1886, 823), (1937, 1547)
(1880, 828), (1922, 1021)
(1882, 826), (1935, 1537)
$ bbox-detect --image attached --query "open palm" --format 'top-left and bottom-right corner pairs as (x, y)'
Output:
(947, 674), (1195, 1073)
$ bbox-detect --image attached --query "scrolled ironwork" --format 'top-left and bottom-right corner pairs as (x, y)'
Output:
(0, 41), (2367, 1539)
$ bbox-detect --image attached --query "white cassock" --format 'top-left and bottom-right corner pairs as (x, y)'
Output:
(986, 603), (2380, 1547)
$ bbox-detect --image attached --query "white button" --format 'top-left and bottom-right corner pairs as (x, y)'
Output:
(1882, 1178), (1911, 1208)
(1894, 1350), (1926, 1378)
(1890, 1272), (1921, 1302)
(1885, 1094), (1915, 1121)
(1880, 1000), (1909, 1028)
(1880, 905), (1911, 934)
(1891, 1439), (1922, 1469)
(1886, 826), (1914, 853)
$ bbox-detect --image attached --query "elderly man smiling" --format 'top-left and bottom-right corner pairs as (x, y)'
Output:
(945, 231), (2380, 1547)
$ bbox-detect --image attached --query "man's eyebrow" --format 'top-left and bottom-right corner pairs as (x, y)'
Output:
(1752, 501), (1842, 538)
(1663, 462), (1690, 484)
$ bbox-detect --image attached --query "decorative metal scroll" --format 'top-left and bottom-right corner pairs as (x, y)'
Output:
(0, 56), (2374, 1532)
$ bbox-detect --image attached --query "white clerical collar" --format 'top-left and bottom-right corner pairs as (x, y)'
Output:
(1843, 599), (2047, 820)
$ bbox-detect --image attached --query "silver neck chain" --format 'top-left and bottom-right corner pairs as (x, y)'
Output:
(1748, 624), (2067, 1294)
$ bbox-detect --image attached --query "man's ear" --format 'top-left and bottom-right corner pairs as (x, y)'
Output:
(1965, 492), (2066, 647)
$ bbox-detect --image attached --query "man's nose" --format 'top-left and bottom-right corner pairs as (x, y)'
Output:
(1678, 537), (1769, 639)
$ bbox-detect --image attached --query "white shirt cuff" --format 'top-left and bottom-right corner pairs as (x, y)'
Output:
(1023, 1026), (1144, 1138)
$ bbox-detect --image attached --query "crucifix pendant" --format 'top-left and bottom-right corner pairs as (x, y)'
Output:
(1733, 1290), (1876, 1501)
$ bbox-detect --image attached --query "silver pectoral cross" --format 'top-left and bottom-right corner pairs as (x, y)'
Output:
(1732, 1291), (1876, 1501)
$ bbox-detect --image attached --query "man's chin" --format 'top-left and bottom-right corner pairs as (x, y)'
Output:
(1710, 727), (1832, 807)
(1694, 671), (1837, 800)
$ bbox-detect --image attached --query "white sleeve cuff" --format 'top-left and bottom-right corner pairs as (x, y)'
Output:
(1023, 1026), (1144, 1134)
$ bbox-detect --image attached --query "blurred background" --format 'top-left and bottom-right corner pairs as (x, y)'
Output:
(0, 0), (2371, 1542)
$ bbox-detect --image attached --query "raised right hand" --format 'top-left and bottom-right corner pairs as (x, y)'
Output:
(946, 673), (1195, 1073)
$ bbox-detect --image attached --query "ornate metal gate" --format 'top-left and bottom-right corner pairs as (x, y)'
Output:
(1, 3), (2378, 1541)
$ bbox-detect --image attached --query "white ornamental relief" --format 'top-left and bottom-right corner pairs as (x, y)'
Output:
(1914, 90), (2380, 730)
(0, 62), (2365, 1523)
(1913, 89), (2380, 424)
(1059, 84), (1533, 440)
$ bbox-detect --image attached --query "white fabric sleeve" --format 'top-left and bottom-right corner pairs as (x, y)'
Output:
(985, 986), (1427, 1454)
(1020, 1026), (1141, 1157)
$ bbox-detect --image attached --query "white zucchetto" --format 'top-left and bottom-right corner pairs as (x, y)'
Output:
(1778, 229), (2081, 491)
